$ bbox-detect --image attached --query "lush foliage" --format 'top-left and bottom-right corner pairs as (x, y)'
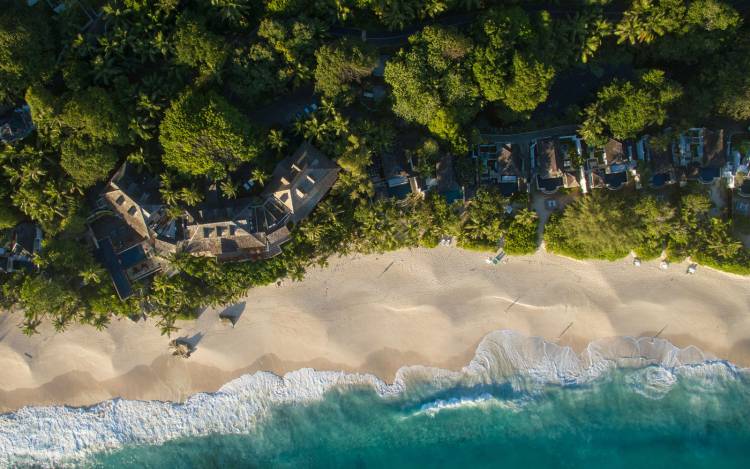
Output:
(545, 190), (750, 273)
(0, 4), (55, 106)
(385, 26), (479, 148)
(1, 0), (748, 337)
(160, 89), (260, 179)
(458, 189), (538, 254)
(472, 7), (556, 114)
(314, 39), (378, 104)
(580, 70), (682, 145)
(227, 16), (324, 106)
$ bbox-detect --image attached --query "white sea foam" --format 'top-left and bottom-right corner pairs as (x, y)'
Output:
(0, 330), (745, 467)
(412, 393), (529, 417)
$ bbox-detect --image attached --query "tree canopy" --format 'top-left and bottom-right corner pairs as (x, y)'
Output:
(227, 16), (324, 106)
(159, 89), (260, 178)
(0, 4), (56, 106)
(580, 69), (682, 145)
(173, 11), (228, 78)
(472, 7), (556, 114)
(384, 26), (479, 147)
(314, 39), (378, 104)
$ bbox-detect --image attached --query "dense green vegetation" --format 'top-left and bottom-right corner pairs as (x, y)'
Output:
(545, 190), (750, 275)
(1, 0), (749, 336)
(160, 89), (260, 178)
(314, 39), (378, 104)
(580, 70), (682, 145)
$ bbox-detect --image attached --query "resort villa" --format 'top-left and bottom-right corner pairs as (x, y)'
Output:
(0, 222), (43, 274)
(585, 138), (636, 191)
(89, 163), (176, 300)
(642, 136), (679, 188)
(90, 142), (339, 300)
(531, 136), (584, 194)
(674, 128), (726, 184)
(472, 141), (527, 196)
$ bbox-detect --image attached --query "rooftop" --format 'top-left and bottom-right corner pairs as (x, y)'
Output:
(536, 138), (561, 178)
(0, 105), (34, 144)
(263, 141), (340, 224)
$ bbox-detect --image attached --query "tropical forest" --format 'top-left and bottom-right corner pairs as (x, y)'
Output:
(1, 0), (750, 336)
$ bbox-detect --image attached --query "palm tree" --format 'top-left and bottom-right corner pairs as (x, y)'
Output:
(92, 314), (110, 331)
(582, 20), (612, 63)
(300, 222), (324, 244)
(159, 318), (179, 337)
(421, 0), (447, 19)
(268, 129), (287, 154)
(251, 168), (269, 187)
(80, 266), (105, 286)
(166, 204), (184, 220)
(615, 14), (641, 45)
(21, 162), (46, 183)
(22, 317), (42, 336)
(179, 187), (203, 206)
(161, 188), (179, 206)
(210, 0), (250, 26)
(320, 98), (337, 116)
(330, 113), (350, 137)
(303, 115), (326, 141)
(53, 315), (71, 333)
(220, 179), (238, 199)
(292, 116), (306, 137)
(376, 0), (415, 30)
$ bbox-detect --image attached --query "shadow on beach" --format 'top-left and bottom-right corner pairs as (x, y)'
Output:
(219, 302), (246, 327)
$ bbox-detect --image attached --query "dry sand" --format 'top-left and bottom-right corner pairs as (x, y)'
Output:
(1, 247), (749, 412)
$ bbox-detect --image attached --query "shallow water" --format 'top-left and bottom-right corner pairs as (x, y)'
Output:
(2, 331), (749, 468)
(90, 371), (750, 468)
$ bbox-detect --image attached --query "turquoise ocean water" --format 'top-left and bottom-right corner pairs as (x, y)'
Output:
(2, 331), (749, 468)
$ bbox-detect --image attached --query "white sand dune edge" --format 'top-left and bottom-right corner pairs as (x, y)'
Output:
(1, 247), (749, 411)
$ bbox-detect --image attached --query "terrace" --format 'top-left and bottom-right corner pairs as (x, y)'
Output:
(644, 137), (677, 189)
(585, 139), (632, 191)
(472, 142), (525, 196)
(676, 128), (726, 184)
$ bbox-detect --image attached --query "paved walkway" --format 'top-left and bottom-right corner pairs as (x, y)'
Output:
(480, 125), (579, 145)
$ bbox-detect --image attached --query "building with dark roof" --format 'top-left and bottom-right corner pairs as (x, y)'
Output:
(675, 128), (726, 184)
(0, 105), (34, 144)
(89, 162), (176, 299)
(472, 142), (527, 196)
(739, 179), (750, 198)
(0, 222), (42, 274)
(643, 136), (678, 188)
(585, 138), (634, 191)
(532, 137), (581, 194)
(89, 143), (339, 299)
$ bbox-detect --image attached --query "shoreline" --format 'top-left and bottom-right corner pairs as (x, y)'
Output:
(1, 247), (749, 412)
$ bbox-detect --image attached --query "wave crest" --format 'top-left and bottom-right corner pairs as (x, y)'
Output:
(0, 331), (744, 466)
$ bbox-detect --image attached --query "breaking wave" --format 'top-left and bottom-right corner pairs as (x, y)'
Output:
(0, 331), (745, 467)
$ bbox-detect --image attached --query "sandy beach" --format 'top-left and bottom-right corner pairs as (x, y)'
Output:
(1, 247), (749, 412)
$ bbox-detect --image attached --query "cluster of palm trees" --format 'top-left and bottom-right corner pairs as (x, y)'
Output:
(2, 146), (82, 236)
(614, 0), (682, 45)
(369, 0), (451, 31)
